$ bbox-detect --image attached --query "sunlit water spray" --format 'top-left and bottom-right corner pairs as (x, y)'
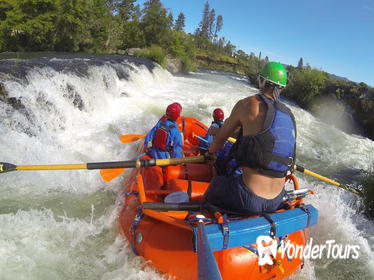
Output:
(0, 55), (373, 279)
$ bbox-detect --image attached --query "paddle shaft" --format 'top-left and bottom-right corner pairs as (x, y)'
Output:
(295, 165), (361, 195)
(295, 165), (341, 186)
(0, 156), (206, 173)
(197, 220), (222, 280)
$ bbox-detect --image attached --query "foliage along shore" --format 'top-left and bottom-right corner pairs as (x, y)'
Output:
(1, 0), (374, 216)
(1, 0), (372, 139)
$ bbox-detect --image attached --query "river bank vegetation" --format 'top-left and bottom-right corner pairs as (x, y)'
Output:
(1, 0), (372, 130)
(1, 0), (374, 214)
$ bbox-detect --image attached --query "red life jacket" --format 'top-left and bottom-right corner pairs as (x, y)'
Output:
(152, 123), (175, 151)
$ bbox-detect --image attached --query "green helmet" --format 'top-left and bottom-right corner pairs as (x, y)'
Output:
(259, 62), (287, 87)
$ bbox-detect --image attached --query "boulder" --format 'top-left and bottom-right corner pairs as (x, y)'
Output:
(166, 58), (183, 74)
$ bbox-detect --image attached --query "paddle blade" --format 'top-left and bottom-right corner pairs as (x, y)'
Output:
(0, 162), (17, 173)
(100, 168), (125, 182)
(119, 134), (146, 143)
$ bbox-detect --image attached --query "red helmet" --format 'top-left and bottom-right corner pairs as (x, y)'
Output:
(213, 108), (224, 121)
(166, 103), (181, 121)
(172, 102), (182, 112)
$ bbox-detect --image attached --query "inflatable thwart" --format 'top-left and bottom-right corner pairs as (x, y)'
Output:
(118, 117), (318, 280)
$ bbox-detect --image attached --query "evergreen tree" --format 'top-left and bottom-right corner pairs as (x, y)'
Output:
(112, 0), (144, 50)
(0, 0), (12, 21)
(208, 8), (215, 41)
(298, 57), (304, 69)
(174, 12), (185, 32)
(198, 1), (210, 39)
(120, 21), (145, 49)
(167, 11), (174, 29)
(55, 0), (86, 51)
(117, 0), (138, 21)
(141, 0), (171, 47)
(213, 15), (223, 42)
(80, 0), (109, 52)
(0, 0), (60, 51)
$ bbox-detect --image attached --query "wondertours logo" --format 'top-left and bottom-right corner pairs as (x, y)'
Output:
(256, 235), (360, 266)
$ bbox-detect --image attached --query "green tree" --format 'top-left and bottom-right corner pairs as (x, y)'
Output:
(197, 1), (210, 39)
(208, 8), (215, 41)
(0, 0), (12, 21)
(297, 57), (304, 69)
(78, 0), (109, 52)
(284, 68), (327, 107)
(174, 12), (185, 32)
(167, 11), (173, 29)
(116, 0), (138, 21)
(0, 0), (60, 51)
(120, 20), (145, 49)
(141, 0), (171, 47)
(213, 14), (223, 42)
(108, 0), (144, 51)
(54, 0), (85, 51)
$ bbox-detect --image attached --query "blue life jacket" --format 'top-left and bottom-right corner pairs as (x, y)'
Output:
(214, 141), (242, 176)
(144, 119), (183, 159)
(198, 120), (224, 151)
(231, 94), (296, 178)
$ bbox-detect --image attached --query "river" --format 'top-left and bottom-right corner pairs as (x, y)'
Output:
(0, 55), (373, 279)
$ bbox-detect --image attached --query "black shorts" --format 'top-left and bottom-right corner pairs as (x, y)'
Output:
(204, 175), (287, 215)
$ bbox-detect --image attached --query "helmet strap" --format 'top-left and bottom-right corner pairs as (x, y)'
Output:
(258, 76), (266, 89)
(273, 86), (281, 100)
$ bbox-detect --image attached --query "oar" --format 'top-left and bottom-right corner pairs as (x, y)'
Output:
(196, 216), (222, 280)
(99, 153), (146, 182)
(119, 134), (146, 143)
(295, 165), (362, 196)
(0, 156), (206, 174)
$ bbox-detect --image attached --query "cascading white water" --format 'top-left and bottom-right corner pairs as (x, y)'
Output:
(0, 55), (373, 279)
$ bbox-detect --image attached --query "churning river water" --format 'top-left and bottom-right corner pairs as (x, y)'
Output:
(0, 55), (373, 279)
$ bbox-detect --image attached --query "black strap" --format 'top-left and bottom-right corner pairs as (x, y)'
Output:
(221, 214), (230, 249)
(182, 117), (186, 139)
(257, 94), (275, 130)
(266, 153), (294, 166)
(187, 180), (192, 199)
(299, 204), (311, 228)
(262, 213), (277, 238)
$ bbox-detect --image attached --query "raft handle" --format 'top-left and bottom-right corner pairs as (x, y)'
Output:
(142, 202), (202, 211)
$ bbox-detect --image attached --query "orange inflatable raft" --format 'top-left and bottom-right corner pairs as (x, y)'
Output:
(118, 117), (318, 280)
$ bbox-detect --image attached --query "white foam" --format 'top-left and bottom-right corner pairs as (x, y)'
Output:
(1, 59), (373, 279)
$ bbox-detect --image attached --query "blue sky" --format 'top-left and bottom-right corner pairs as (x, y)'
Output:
(139, 0), (374, 86)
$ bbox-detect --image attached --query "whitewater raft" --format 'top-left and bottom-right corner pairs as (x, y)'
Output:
(118, 117), (318, 280)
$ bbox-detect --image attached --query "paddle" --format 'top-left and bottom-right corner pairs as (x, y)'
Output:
(0, 155), (206, 174)
(99, 153), (146, 182)
(119, 134), (146, 143)
(295, 165), (362, 196)
(196, 216), (222, 280)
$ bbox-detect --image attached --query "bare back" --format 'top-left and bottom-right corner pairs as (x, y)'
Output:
(209, 94), (285, 199)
